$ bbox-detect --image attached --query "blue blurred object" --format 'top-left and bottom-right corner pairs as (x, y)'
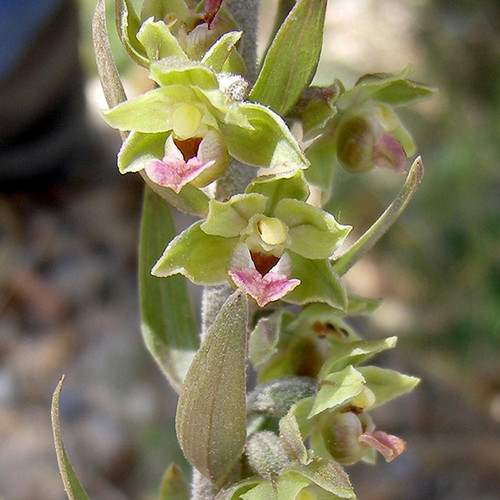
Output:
(0, 0), (65, 82)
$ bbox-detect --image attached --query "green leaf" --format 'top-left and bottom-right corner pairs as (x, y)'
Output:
(284, 253), (347, 310)
(333, 156), (424, 276)
(345, 294), (382, 316)
(136, 18), (187, 62)
(275, 199), (351, 260)
(202, 31), (243, 72)
(318, 337), (398, 379)
(51, 376), (90, 500)
(250, 0), (327, 115)
(139, 188), (199, 393)
(115, 0), (149, 67)
(92, 0), (127, 111)
(102, 86), (194, 133)
(279, 408), (310, 464)
(118, 131), (168, 173)
(249, 311), (283, 368)
(152, 220), (237, 284)
(221, 103), (309, 170)
(358, 366), (420, 409)
(285, 457), (356, 499)
(308, 366), (365, 418)
(246, 170), (310, 212)
(241, 474), (309, 500)
(159, 463), (189, 500)
(176, 291), (248, 485)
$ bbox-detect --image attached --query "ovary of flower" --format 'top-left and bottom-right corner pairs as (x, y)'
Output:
(172, 103), (203, 139)
(229, 268), (300, 307)
(145, 155), (215, 193)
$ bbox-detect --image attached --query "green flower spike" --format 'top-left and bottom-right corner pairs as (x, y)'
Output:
(153, 172), (350, 308)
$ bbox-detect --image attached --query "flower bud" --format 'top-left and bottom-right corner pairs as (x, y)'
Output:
(246, 431), (291, 479)
(321, 411), (374, 465)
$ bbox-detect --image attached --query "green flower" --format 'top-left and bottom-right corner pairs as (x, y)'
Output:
(152, 172), (350, 308)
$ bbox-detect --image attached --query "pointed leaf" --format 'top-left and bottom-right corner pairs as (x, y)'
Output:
(159, 463), (189, 500)
(309, 366), (365, 418)
(51, 376), (90, 500)
(92, 0), (127, 110)
(140, 188), (199, 393)
(136, 18), (187, 62)
(176, 292), (248, 485)
(202, 31), (243, 72)
(318, 337), (398, 379)
(116, 0), (149, 66)
(284, 253), (347, 310)
(220, 103), (309, 170)
(153, 220), (237, 284)
(358, 366), (420, 409)
(250, 0), (327, 115)
(280, 409), (310, 464)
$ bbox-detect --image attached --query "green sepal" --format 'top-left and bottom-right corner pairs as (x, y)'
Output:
(159, 463), (189, 500)
(337, 69), (437, 110)
(279, 407), (310, 464)
(284, 253), (347, 310)
(139, 188), (199, 393)
(250, 0), (328, 115)
(115, 0), (149, 67)
(241, 474), (310, 500)
(201, 31), (243, 72)
(358, 366), (420, 409)
(51, 376), (90, 500)
(102, 86), (194, 132)
(275, 199), (351, 260)
(305, 134), (337, 205)
(152, 220), (237, 284)
(150, 59), (219, 89)
(201, 193), (268, 237)
(136, 18), (187, 62)
(246, 170), (310, 212)
(141, 0), (190, 23)
(345, 294), (383, 316)
(220, 102), (309, 170)
(318, 337), (398, 379)
(118, 131), (168, 173)
(308, 366), (365, 418)
(176, 291), (248, 485)
(284, 457), (356, 499)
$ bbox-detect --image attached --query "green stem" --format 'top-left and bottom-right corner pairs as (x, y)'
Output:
(333, 157), (424, 276)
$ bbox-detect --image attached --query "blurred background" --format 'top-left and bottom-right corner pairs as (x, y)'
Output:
(0, 0), (499, 498)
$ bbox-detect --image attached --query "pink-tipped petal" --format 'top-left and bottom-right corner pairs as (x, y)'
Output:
(359, 430), (407, 462)
(373, 134), (407, 172)
(229, 268), (300, 307)
(145, 156), (214, 194)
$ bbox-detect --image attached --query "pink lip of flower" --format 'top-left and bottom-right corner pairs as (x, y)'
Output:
(228, 268), (300, 308)
(358, 430), (407, 462)
(144, 156), (215, 194)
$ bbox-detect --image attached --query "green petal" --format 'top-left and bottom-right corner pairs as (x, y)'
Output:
(221, 103), (309, 170)
(275, 199), (351, 259)
(358, 366), (420, 409)
(201, 31), (243, 72)
(118, 131), (168, 173)
(284, 253), (347, 310)
(152, 221), (237, 284)
(246, 170), (310, 212)
(136, 18), (187, 62)
(308, 366), (365, 418)
(102, 86), (194, 132)
(250, 0), (328, 115)
(201, 193), (268, 237)
(150, 58), (219, 89)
